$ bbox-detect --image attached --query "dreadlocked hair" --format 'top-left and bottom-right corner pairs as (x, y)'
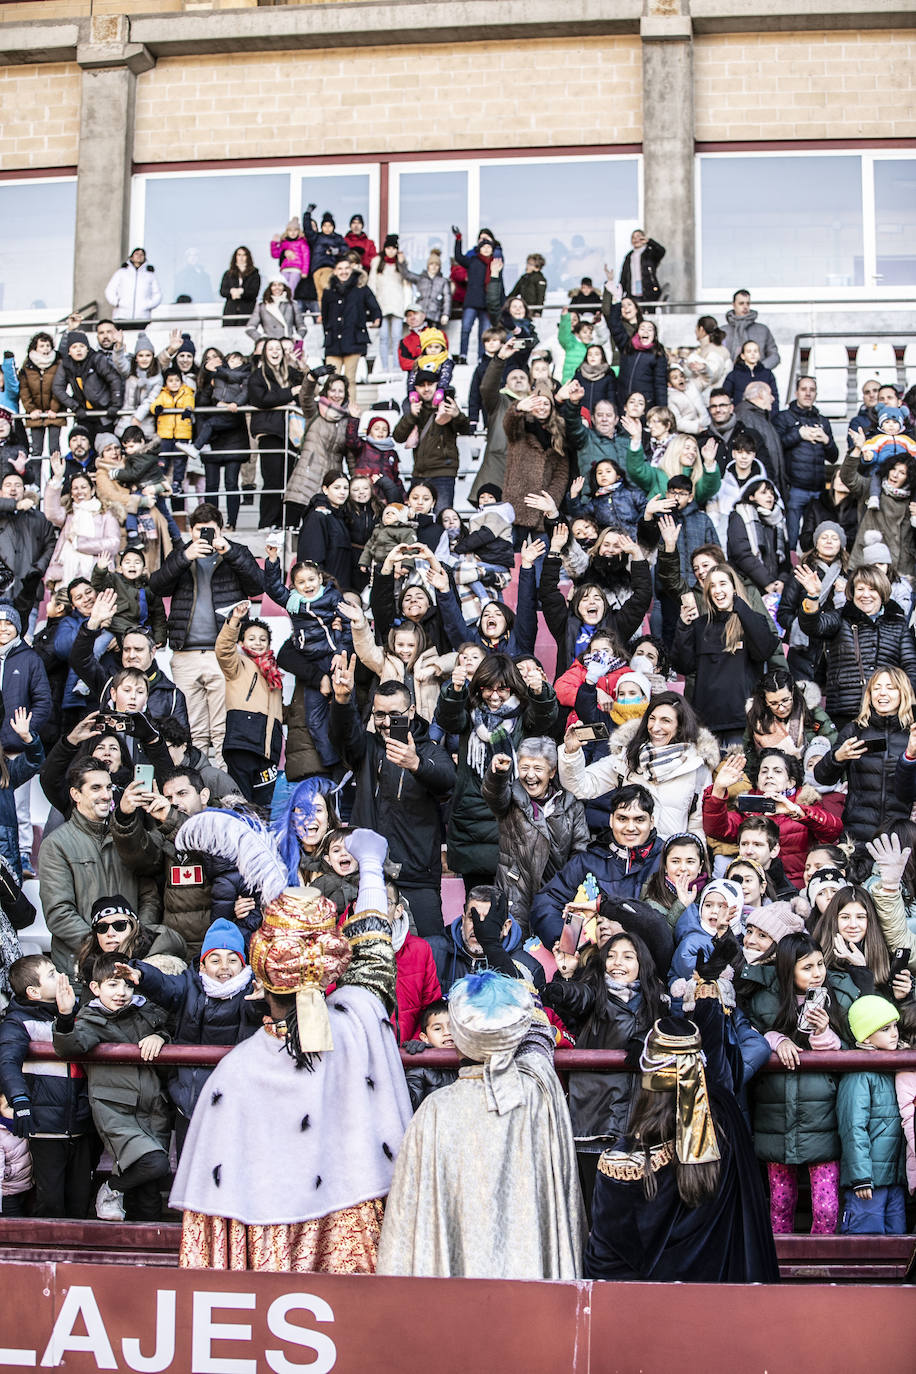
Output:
(270, 993), (320, 1073)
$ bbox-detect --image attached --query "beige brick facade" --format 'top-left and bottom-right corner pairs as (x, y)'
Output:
(132, 38), (643, 162)
(694, 30), (916, 141)
(0, 62), (81, 168)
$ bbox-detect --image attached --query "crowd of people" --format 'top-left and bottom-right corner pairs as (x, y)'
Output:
(0, 213), (913, 1284)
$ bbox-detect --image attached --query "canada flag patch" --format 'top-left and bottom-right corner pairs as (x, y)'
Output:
(171, 864), (204, 886)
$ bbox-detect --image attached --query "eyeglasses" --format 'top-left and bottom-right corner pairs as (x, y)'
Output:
(94, 919), (131, 934)
(484, 685), (512, 698)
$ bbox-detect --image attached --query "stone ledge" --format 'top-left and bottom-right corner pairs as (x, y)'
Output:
(0, 21), (81, 64)
(77, 41), (156, 73)
(641, 15), (693, 40)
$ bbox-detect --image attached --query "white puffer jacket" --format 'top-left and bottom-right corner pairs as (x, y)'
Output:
(105, 263), (163, 321)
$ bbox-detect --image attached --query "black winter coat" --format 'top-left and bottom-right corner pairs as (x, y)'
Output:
(0, 504), (57, 619)
(51, 349), (124, 419)
(813, 712), (911, 839)
(798, 598), (916, 723)
(69, 623), (189, 731)
(321, 276), (381, 356)
(726, 505), (789, 592)
(329, 698), (456, 887)
(148, 540), (264, 650)
(247, 365), (304, 439)
(542, 975), (651, 1149)
(572, 366), (618, 415)
(799, 491), (859, 554)
(131, 961), (264, 1118)
(452, 235), (499, 311)
(619, 238), (665, 302)
(0, 997), (91, 1136)
(296, 493), (354, 588)
(733, 400), (787, 491)
(219, 268), (261, 323)
(539, 553), (653, 675)
(775, 401), (839, 490)
(671, 599), (779, 731)
(608, 305), (667, 407)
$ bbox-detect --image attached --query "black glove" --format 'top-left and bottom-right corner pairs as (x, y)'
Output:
(127, 711), (159, 746)
(305, 202), (316, 215)
(451, 225), (462, 238)
(310, 364), (334, 380)
(10, 1096), (33, 1139)
(695, 930), (742, 983)
(470, 892), (516, 976)
(403, 1041), (430, 1056)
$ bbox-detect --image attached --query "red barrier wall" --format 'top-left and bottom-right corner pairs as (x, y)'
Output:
(1, 1260), (913, 1373)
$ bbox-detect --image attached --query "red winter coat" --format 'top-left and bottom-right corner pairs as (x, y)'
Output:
(345, 231), (378, 270)
(395, 933), (442, 1043)
(553, 660), (629, 709)
(701, 785), (842, 887)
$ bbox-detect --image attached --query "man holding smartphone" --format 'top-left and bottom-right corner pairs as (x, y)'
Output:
(328, 656), (456, 937)
(149, 504), (263, 769)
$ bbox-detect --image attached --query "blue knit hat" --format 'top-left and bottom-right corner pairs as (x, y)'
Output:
(200, 918), (246, 963)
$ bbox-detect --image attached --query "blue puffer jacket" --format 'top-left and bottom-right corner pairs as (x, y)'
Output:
(669, 902), (711, 983)
(775, 401), (839, 490)
(836, 1069), (906, 1190)
(0, 734), (44, 877)
(0, 998), (91, 1135)
(131, 961), (265, 1119)
(263, 559), (352, 668)
(0, 642), (52, 751)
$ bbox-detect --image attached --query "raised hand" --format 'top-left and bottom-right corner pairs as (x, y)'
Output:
(519, 537), (546, 569)
(331, 652), (356, 702)
(549, 522), (569, 554)
(55, 973), (75, 1016)
(9, 708), (32, 743)
(794, 564), (822, 600)
(88, 587), (119, 630)
(865, 832), (912, 890)
(713, 751), (747, 797)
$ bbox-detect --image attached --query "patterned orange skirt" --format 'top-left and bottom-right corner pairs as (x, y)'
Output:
(179, 1199), (385, 1274)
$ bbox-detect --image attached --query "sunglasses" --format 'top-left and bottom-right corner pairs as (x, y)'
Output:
(94, 918), (131, 934)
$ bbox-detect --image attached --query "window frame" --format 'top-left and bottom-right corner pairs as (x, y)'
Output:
(0, 173), (77, 322)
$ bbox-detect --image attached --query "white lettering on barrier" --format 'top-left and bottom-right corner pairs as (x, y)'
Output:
(266, 1293), (337, 1374)
(40, 1285), (117, 1368)
(191, 1291), (257, 1374)
(0, 1348), (36, 1367)
(122, 1290), (177, 1373)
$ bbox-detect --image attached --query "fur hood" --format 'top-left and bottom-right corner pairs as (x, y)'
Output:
(608, 717), (721, 773)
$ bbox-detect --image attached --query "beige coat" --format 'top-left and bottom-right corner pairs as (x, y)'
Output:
(284, 375), (350, 508)
(215, 619), (284, 758)
(351, 615), (453, 723)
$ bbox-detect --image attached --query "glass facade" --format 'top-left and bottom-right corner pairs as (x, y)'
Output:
(700, 155), (864, 290)
(142, 172), (291, 305)
(874, 158), (916, 287)
(0, 179), (76, 314)
(300, 172), (371, 233)
(395, 168), (468, 265)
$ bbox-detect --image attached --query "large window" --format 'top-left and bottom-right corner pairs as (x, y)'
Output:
(0, 178), (77, 315)
(137, 172), (292, 306)
(300, 172), (371, 233)
(699, 155), (864, 291)
(698, 152), (916, 297)
(479, 159), (639, 292)
(874, 158), (916, 287)
(395, 168), (468, 264)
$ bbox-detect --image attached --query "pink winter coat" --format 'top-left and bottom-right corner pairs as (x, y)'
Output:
(896, 1070), (916, 1193)
(395, 933), (442, 1044)
(44, 482), (121, 585)
(1, 1122), (32, 1202)
(270, 235), (310, 277)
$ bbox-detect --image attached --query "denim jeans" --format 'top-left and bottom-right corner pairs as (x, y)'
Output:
(786, 485), (820, 552)
(460, 306), (490, 360)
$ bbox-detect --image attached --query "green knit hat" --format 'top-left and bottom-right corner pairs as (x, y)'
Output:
(848, 995), (899, 1044)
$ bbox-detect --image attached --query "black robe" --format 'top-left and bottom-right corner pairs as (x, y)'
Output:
(584, 1000), (779, 1283)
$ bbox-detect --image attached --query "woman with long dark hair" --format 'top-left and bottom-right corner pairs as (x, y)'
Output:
(813, 882), (912, 1004)
(743, 667), (836, 770)
(220, 245), (261, 325)
(247, 337), (304, 529)
(435, 652), (557, 892)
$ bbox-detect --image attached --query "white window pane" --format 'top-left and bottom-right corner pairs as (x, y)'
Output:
(0, 180), (76, 313)
(479, 161), (639, 292)
(396, 169), (468, 265)
(875, 159), (916, 286)
(301, 174), (371, 231)
(700, 156), (864, 289)
(143, 173), (291, 305)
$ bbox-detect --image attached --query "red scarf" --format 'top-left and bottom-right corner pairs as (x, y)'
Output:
(242, 645), (283, 691)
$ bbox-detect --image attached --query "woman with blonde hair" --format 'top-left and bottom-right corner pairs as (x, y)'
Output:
(626, 428), (722, 507)
(672, 563), (778, 748)
(44, 458), (120, 590)
(812, 667), (916, 839)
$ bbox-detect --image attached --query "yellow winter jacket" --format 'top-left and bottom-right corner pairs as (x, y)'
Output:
(150, 384), (195, 440)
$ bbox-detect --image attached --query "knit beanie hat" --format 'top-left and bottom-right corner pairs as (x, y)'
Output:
(68, 425), (92, 443)
(862, 529), (893, 565)
(474, 483), (503, 506)
(200, 917), (247, 963)
(175, 333), (195, 360)
(93, 432), (120, 455)
(848, 994), (899, 1044)
(812, 520), (846, 550)
(321, 210), (335, 228)
(744, 901), (806, 945)
(0, 604), (22, 636)
(134, 332), (155, 355)
(68, 331), (90, 348)
(877, 405), (907, 428)
(614, 670), (652, 702)
(90, 895), (138, 927)
(383, 233), (399, 250)
(805, 867), (846, 909)
(699, 879), (743, 922)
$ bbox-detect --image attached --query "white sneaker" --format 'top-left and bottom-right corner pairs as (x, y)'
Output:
(176, 440), (201, 461)
(95, 1179), (125, 1220)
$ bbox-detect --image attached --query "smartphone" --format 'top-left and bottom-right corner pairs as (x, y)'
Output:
(134, 763), (155, 791)
(797, 984), (830, 1032)
(200, 527), (215, 545)
(558, 914), (584, 956)
(101, 712), (132, 732)
(735, 794), (777, 814)
(680, 591), (698, 615)
(860, 737), (888, 755)
(572, 722), (610, 743)
(387, 715), (411, 744)
(889, 947), (911, 980)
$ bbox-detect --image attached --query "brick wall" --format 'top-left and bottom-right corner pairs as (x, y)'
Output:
(0, 62), (81, 168)
(694, 30), (916, 140)
(132, 38), (643, 161)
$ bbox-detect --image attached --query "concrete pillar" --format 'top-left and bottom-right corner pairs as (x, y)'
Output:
(640, 2), (695, 303)
(73, 16), (154, 314)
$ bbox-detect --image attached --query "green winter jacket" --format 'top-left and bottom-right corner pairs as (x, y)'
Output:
(53, 996), (170, 1173)
(558, 313), (587, 384)
(836, 1070), (906, 1190)
(739, 962), (859, 1165)
(626, 444), (722, 506)
(562, 402), (644, 481)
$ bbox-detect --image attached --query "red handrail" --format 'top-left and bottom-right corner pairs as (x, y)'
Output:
(25, 1041), (916, 1072)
